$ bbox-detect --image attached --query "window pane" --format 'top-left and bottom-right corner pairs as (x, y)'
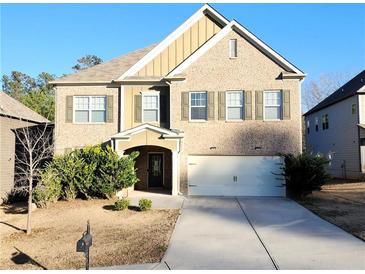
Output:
(227, 107), (243, 119)
(264, 91), (281, 105)
(75, 110), (89, 122)
(144, 109), (158, 122)
(229, 39), (237, 58)
(75, 97), (89, 110)
(227, 92), (243, 106)
(91, 110), (106, 122)
(191, 107), (206, 120)
(91, 97), (106, 110)
(143, 95), (158, 109)
(191, 92), (206, 106)
(265, 106), (281, 120)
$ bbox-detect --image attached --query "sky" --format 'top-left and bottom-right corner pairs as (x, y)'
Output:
(1, 3), (365, 88)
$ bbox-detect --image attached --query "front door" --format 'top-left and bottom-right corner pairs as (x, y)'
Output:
(148, 153), (163, 187)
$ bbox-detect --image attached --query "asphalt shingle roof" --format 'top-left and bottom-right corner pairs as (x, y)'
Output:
(0, 92), (49, 123)
(305, 70), (365, 116)
(55, 44), (157, 83)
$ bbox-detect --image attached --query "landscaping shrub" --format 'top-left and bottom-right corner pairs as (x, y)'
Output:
(33, 168), (62, 208)
(35, 144), (139, 206)
(139, 198), (152, 211)
(114, 198), (130, 211)
(280, 152), (330, 198)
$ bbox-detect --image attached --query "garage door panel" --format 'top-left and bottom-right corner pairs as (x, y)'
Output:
(188, 156), (285, 197)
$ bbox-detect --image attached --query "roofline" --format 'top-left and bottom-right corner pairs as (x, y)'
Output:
(111, 123), (184, 139)
(49, 80), (112, 85)
(115, 4), (230, 81)
(168, 20), (305, 77)
(303, 92), (365, 116)
(0, 113), (50, 124)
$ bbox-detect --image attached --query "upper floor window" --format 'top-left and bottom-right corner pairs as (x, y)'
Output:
(142, 93), (159, 122)
(315, 117), (319, 131)
(307, 119), (310, 134)
(74, 96), (106, 123)
(322, 114), (329, 130)
(352, 104), (357, 115)
(264, 91), (282, 120)
(229, 39), (237, 58)
(190, 92), (207, 120)
(226, 91), (244, 120)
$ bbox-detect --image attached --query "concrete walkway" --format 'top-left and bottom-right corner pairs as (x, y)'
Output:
(162, 197), (365, 270)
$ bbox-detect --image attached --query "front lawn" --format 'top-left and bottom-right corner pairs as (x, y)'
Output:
(0, 199), (179, 269)
(296, 181), (365, 241)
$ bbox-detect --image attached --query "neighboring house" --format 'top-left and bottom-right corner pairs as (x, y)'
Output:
(51, 5), (305, 197)
(304, 70), (365, 179)
(0, 92), (50, 203)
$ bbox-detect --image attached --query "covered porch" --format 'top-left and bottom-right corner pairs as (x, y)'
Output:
(111, 124), (184, 195)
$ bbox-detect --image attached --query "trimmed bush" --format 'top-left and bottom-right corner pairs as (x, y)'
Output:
(280, 152), (330, 198)
(35, 144), (139, 207)
(33, 168), (62, 208)
(114, 198), (130, 211)
(139, 198), (152, 211)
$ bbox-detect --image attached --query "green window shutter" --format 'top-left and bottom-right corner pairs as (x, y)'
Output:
(244, 90), (252, 120)
(106, 95), (113, 123)
(134, 94), (142, 123)
(181, 92), (189, 121)
(282, 90), (290, 120)
(255, 90), (263, 120)
(218, 92), (226, 120)
(65, 96), (73, 123)
(207, 91), (215, 120)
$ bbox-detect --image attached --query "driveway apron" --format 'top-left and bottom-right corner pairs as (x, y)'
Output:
(237, 197), (365, 270)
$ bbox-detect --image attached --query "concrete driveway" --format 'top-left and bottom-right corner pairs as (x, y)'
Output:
(161, 197), (365, 270)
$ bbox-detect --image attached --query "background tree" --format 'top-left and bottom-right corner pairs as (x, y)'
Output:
(13, 123), (54, 234)
(302, 72), (349, 111)
(1, 71), (55, 120)
(72, 55), (103, 71)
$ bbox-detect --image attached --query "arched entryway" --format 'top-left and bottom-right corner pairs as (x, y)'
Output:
(125, 145), (172, 194)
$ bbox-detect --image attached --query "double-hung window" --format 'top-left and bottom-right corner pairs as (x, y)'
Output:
(264, 91), (282, 120)
(142, 93), (159, 122)
(322, 114), (329, 130)
(315, 117), (319, 131)
(74, 96), (106, 123)
(190, 92), (207, 120)
(226, 91), (244, 120)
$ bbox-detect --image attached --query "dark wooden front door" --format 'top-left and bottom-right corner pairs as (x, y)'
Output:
(148, 153), (163, 187)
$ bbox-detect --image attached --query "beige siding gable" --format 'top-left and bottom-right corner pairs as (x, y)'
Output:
(136, 15), (222, 77)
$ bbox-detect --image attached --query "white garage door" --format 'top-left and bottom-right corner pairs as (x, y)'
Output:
(188, 155), (285, 197)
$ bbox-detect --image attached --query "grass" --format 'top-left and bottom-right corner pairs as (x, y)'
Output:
(0, 198), (179, 270)
(296, 181), (365, 241)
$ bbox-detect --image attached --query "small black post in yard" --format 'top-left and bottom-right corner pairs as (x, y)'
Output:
(76, 220), (93, 270)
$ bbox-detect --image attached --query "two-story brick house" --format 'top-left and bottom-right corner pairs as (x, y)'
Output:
(51, 5), (305, 197)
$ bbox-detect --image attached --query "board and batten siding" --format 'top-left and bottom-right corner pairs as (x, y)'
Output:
(136, 15), (222, 77)
(306, 95), (361, 179)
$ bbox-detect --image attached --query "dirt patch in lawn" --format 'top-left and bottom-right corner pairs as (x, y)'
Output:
(0, 199), (179, 269)
(297, 182), (365, 241)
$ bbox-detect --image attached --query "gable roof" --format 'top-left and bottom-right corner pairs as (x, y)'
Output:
(111, 123), (184, 139)
(52, 4), (304, 85)
(51, 44), (157, 84)
(0, 92), (49, 123)
(168, 20), (305, 77)
(304, 70), (365, 116)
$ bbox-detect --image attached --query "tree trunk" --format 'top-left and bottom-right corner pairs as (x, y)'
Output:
(27, 177), (32, 235)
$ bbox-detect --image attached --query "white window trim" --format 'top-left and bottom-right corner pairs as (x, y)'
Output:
(229, 39), (238, 59)
(141, 91), (160, 123)
(73, 95), (107, 124)
(263, 90), (282, 121)
(225, 90), (244, 121)
(189, 91), (208, 122)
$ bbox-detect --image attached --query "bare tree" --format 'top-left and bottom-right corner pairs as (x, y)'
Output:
(303, 72), (349, 111)
(13, 123), (53, 234)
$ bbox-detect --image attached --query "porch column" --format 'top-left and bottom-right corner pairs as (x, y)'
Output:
(172, 151), (180, 195)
